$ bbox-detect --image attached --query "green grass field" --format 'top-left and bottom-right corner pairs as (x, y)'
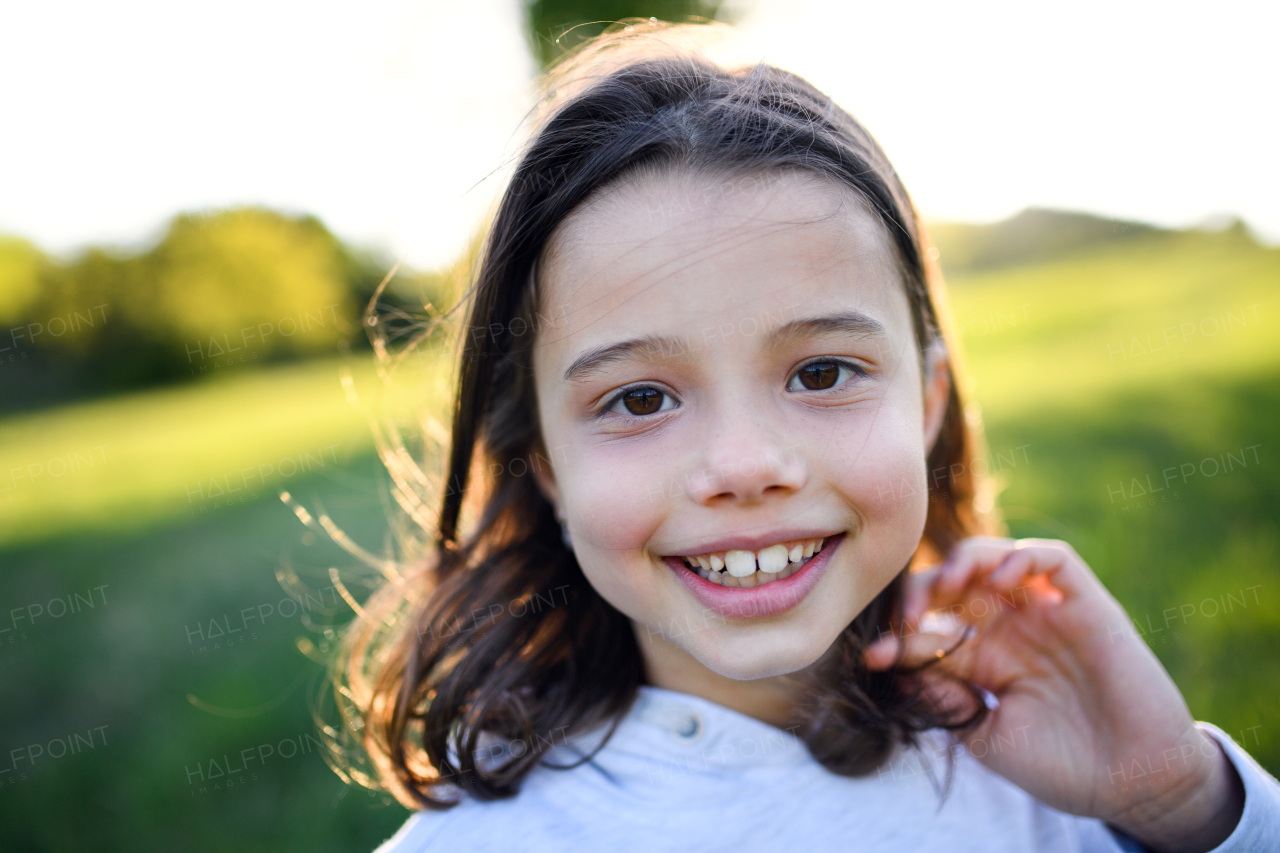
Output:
(0, 351), (453, 548)
(0, 452), (408, 850)
(1, 216), (1277, 850)
(947, 225), (1279, 415)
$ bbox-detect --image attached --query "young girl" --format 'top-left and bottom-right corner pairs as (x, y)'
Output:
(331, 21), (1280, 852)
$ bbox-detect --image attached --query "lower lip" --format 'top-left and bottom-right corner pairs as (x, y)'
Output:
(664, 533), (845, 621)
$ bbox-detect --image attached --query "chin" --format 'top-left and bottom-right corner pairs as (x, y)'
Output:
(689, 631), (830, 681)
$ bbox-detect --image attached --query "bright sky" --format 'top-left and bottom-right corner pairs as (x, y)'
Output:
(3, 0), (1276, 270)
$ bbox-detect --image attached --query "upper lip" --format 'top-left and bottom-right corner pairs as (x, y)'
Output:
(662, 528), (844, 557)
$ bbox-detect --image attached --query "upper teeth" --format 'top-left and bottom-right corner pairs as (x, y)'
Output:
(680, 538), (827, 586)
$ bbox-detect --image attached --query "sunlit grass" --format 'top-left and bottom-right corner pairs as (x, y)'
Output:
(944, 228), (1280, 417)
(0, 352), (453, 548)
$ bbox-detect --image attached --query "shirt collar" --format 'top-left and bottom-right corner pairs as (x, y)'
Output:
(552, 685), (812, 775)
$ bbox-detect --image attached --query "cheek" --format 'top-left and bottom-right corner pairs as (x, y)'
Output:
(554, 443), (674, 623)
(558, 442), (669, 554)
(823, 403), (929, 553)
(534, 366), (667, 557)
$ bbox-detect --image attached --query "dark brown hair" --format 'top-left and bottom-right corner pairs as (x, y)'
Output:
(326, 20), (999, 810)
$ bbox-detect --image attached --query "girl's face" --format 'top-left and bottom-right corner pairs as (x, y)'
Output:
(531, 170), (948, 683)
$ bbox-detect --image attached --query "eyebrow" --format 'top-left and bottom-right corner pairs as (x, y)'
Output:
(768, 310), (888, 350)
(562, 310), (888, 383)
(563, 334), (684, 383)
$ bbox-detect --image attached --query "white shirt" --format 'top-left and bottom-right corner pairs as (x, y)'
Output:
(376, 685), (1280, 852)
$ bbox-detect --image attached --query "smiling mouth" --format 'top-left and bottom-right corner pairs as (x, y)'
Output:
(674, 537), (828, 588)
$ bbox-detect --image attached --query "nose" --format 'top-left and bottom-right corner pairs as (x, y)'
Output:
(684, 404), (808, 506)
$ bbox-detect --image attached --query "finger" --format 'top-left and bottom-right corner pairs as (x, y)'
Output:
(865, 567), (942, 671)
(895, 622), (978, 672)
(863, 612), (973, 672)
(869, 566), (952, 671)
(936, 537), (1017, 600)
(863, 633), (900, 671)
(987, 539), (1094, 601)
(916, 609), (967, 635)
(902, 564), (942, 628)
(985, 546), (1061, 591)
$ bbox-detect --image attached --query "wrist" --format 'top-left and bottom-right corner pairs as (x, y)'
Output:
(1111, 730), (1245, 853)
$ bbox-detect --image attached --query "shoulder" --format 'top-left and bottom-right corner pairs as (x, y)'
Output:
(368, 778), (591, 850)
(373, 799), (501, 853)
(372, 787), (598, 853)
(373, 808), (461, 853)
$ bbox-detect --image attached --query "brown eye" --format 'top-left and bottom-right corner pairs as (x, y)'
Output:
(622, 387), (663, 415)
(603, 385), (676, 420)
(797, 362), (840, 390)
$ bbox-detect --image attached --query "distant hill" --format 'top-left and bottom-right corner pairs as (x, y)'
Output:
(928, 208), (1171, 275)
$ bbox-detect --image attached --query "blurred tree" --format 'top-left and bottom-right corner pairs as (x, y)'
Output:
(0, 208), (447, 413)
(0, 235), (45, 324)
(25, 209), (360, 357)
(141, 208), (357, 354)
(524, 0), (728, 67)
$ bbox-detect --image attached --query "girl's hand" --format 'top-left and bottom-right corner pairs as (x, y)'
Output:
(863, 537), (1245, 853)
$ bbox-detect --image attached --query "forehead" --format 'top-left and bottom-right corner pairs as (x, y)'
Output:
(534, 169), (914, 358)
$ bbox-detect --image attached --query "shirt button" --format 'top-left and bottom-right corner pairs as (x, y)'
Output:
(674, 712), (704, 741)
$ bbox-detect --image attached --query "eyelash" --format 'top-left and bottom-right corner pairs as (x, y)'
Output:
(786, 358), (869, 392)
(599, 383), (679, 424)
(597, 358), (869, 422)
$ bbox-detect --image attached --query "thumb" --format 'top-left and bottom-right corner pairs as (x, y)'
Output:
(863, 632), (901, 671)
(863, 615), (977, 672)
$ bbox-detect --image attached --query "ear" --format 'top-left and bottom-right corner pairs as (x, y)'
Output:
(530, 440), (564, 522)
(922, 339), (952, 455)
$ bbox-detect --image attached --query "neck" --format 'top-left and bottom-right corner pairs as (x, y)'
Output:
(631, 619), (801, 730)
